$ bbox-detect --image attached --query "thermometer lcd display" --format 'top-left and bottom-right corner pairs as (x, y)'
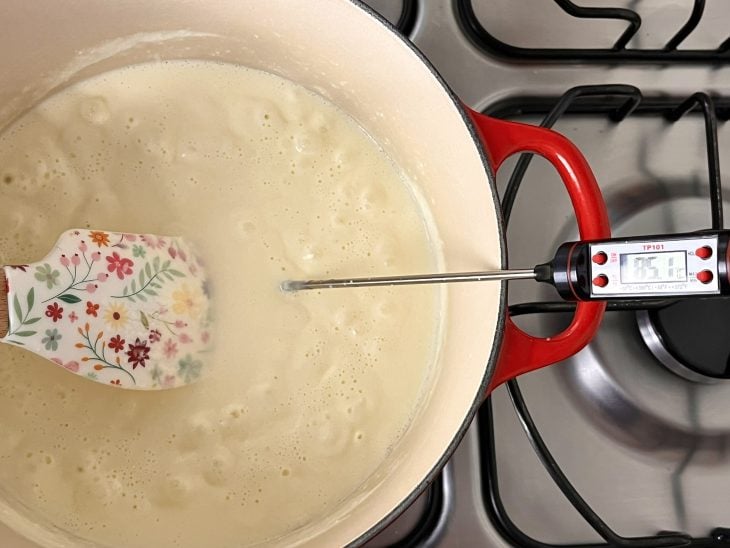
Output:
(619, 251), (687, 284)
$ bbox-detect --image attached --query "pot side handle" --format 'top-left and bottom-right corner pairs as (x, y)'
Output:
(465, 109), (611, 394)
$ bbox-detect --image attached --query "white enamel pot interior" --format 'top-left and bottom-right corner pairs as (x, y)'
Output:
(0, 1), (610, 546)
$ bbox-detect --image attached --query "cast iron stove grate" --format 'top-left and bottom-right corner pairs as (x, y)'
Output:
(456, 0), (730, 64)
(479, 84), (730, 547)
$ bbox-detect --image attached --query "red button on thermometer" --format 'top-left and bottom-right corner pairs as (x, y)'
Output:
(592, 252), (608, 265)
(695, 245), (713, 260)
(697, 269), (714, 284)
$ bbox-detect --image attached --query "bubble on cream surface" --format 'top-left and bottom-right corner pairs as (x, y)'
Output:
(0, 60), (440, 547)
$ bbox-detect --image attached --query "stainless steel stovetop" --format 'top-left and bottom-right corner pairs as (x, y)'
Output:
(362, 1), (730, 546)
(0, 3), (727, 547)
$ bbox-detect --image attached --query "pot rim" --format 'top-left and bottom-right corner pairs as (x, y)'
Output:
(346, 1), (507, 546)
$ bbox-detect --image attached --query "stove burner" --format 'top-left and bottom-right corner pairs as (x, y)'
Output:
(638, 300), (730, 383)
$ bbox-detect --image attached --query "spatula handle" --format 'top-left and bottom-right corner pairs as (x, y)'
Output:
(0, 270), (7, 338)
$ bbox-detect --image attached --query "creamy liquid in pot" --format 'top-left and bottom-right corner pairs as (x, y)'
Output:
(0, 61), (440, 546)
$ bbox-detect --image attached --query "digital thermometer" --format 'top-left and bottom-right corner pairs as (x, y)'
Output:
(546, 231), (730, 300)
(285, 230), (730, 302)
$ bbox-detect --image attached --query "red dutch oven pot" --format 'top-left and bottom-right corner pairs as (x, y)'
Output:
(0, 0), (610, 546)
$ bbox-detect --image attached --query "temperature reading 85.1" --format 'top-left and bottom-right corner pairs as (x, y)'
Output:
(619, 251), (687, 284)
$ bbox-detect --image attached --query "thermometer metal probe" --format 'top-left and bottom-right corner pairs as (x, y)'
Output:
(283, 230), (730, 301)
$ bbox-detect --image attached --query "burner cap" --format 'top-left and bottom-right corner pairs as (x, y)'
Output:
(641, 299), (730, 382)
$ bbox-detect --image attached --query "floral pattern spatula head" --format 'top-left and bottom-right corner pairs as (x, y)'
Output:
(0, 229), (212, 390)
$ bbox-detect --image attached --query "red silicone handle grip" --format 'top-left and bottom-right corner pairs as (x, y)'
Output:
(465, 109), (611, 394)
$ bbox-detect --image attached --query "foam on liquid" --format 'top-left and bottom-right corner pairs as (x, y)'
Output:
(0, 61), (440, 546)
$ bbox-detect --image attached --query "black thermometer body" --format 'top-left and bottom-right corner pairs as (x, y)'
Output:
(544, 230), (730, 301)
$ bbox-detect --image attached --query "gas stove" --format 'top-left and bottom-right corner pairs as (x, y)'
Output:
(362, 1), (730, 547)
(0, 2), (728, 547)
